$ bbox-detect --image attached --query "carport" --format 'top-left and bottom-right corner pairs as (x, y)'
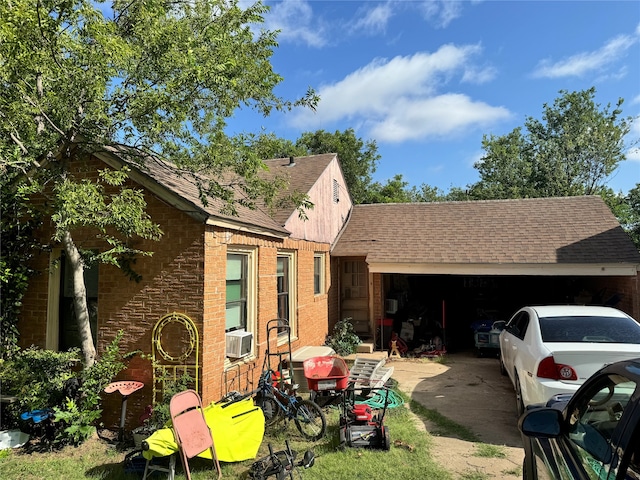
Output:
(331, 196), (640, 352)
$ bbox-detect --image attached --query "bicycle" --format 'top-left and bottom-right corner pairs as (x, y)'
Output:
(248, 440), (315, 480)
(254, 368), (327, 441)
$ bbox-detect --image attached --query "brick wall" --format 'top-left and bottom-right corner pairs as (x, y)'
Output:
(17, 153), (334, 429)
(19, 154), (207, 429)
(584, 275), (640, 320)
(203, 233), (332, 403)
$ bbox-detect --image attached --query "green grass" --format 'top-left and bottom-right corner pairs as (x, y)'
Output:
(473, 443), (507, 459)
(0, 391), (454, 480)
(503, 465), (523, 476)
(0, 386), (514, 480)
(460, 471), (490, 480)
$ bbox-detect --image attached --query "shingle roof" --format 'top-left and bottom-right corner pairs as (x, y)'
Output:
(262, 154), (336, 226)
(101, 146), (290, 236)
(332, 196), (640, 265)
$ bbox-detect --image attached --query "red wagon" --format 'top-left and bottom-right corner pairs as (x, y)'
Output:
(302, 356), (349, 393)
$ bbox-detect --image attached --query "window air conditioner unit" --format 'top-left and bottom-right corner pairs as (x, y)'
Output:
(385, 299), (398, 314)
(225, 330), (253, 358)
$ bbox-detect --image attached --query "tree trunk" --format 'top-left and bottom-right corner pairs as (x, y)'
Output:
(61, 230), (97, 368)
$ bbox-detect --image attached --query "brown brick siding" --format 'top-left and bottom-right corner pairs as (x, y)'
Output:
(18, 154), (333, 430)
(583, 275), (640, 320)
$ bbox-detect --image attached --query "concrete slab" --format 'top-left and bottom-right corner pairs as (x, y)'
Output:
(389, 351), (523, 448)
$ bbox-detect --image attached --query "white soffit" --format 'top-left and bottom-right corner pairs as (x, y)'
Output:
(366, 262), (640, 276)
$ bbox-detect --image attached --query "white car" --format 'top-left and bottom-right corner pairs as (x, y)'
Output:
(498, 305), (640, 414)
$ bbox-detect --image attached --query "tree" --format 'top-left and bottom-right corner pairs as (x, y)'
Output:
(0, 173), (41, 358)
(249, 132), (306, 160)
(470, 88), (633, 199)
(612, 183), (640, 250)
(295, 129), (380, 204)
(0, 0), (316, 366)
(626, 185), (640, 250)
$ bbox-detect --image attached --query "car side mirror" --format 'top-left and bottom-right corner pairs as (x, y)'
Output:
(519, 407), (563, 438)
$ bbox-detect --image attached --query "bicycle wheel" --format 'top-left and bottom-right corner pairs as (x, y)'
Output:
(256, 393), (282, 427)
(294, 399), (326, 441)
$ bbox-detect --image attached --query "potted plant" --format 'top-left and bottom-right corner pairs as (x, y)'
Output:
(325, 318), (362, 356)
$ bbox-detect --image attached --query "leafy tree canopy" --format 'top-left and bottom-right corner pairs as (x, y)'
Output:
(0, 0), (317, 364)
(295, 129), (381, 204)
(469, 88), (633, 200)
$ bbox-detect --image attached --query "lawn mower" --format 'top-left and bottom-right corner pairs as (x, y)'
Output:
(338, 386), (391, 450)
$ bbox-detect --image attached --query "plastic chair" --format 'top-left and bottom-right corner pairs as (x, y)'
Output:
(170, 389), (221, 480)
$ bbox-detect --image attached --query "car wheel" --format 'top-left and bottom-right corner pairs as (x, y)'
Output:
(515, 374), (525, 417)
(499, 356), (507, 376)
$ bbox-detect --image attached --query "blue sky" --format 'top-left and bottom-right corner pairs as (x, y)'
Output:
(229, 0), (640, 195)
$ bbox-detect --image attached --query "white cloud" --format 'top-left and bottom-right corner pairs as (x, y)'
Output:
(290, 44), (510, 142)
(631, 95), (640, 105)
(263, 0), (326, 47)
(461, 65), (497, 84)
(369, 94), (510, 142)
(419, 0), (464, 28)
(627, 147), (640, 161)
(533, 25), (640, 78)
(351, 2), (394, 34)
(627, 116), (640, 162)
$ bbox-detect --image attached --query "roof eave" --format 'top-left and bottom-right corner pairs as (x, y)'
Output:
(95, 150), (289, 239)
(366, 262), (640, 276)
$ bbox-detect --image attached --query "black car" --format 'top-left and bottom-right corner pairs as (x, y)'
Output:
(519, 358), (640, 480)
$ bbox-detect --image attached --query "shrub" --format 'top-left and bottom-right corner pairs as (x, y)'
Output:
(53, 330), (133, 446)
(0, 331), (133, 446)
(325, 318), (362, 356)
(0, 347), (81, 424)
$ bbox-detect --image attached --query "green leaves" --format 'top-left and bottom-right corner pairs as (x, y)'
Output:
(471, 88), (631, 200)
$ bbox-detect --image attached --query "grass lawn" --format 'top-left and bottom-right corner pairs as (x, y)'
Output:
(0, 391), (469, 480)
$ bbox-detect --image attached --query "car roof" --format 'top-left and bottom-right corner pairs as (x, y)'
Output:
(528, 305), (631, 319)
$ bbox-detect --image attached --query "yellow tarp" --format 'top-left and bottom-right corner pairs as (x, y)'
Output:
(142, 396), (265, 463)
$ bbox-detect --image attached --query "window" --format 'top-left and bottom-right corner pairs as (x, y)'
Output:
(333, 179), (339, 203)
(566, 375), (635, 478)
(507, 312), (529, 341)
(225, 248), (256, 359)
(342, 260), (367, 299)
(313, 253), (325, 295)
(539, 316), (640, 343)
(277, 252), (296, 337)
(226, 253), (248, 331)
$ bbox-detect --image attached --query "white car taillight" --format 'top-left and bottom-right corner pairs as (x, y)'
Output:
(536, 356), (577, 381)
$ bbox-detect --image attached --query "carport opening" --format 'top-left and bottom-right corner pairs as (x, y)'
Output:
(381, 274), (625, 353)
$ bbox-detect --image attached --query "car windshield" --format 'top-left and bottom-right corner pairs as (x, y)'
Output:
(539, 316), (640, 343)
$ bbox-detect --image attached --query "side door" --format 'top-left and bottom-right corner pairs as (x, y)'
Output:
(502, 311), (529, 382)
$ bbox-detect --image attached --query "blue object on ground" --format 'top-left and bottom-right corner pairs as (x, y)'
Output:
(20, 409), (53, 424)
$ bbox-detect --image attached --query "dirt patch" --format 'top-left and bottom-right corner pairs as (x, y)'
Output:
(390, 352), (524, 479)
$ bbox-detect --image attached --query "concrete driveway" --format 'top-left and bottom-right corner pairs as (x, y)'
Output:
(389, 350), (523, 448)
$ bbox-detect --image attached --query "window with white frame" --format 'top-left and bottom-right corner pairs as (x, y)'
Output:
(277, 252), (296, 338)
(313, 253), (325, 295)
(225, 250), (255, 334)
(333, 179), (340, 203)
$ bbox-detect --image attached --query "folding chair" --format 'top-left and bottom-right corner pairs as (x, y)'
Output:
(170, 389), (222, 480)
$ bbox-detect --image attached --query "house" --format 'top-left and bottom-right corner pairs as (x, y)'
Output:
(331, 197), (640, 352)
(18, 148), (352, 428)
(16, 146), (640, 430)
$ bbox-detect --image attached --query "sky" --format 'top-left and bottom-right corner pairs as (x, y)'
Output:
(228, 0), (640, 195)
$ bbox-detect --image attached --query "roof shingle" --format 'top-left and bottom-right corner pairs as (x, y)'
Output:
(332, 196), (640, 265)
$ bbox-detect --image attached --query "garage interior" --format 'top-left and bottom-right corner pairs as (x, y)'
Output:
(378, 273), (627, 353)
